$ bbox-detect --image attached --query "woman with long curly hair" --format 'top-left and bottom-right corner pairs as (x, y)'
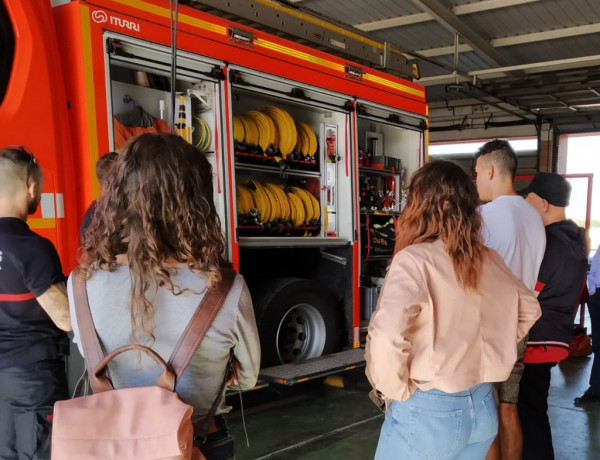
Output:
(365, 160), (541, 460)
(68, 133), (260, 460)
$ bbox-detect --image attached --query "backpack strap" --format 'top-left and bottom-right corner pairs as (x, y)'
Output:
(71, 267), (113, 393)
(168, 267), (237, 442)
(193, 349), (237, 443)
(72, 266), (237, 400)
(168, 268), (236, 379)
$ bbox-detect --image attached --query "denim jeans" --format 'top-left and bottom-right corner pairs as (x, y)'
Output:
(375, 383), (497, 460)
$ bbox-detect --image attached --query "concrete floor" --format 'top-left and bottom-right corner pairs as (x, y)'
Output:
(228, 355), (600, 460)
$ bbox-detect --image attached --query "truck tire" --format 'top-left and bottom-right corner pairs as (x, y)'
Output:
(253, 278), (340, 367)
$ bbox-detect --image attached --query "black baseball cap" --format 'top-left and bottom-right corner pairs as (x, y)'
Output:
(520, 172), (571, 207)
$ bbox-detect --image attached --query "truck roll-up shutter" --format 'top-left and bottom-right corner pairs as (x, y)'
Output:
(228, 65), (352, 113)
(356, 100), (426, 132)
(106, 34), (223, 82)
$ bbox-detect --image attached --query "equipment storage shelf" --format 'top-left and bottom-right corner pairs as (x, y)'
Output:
(359, 166), (401, 176)
(105, 35), (229, 229)
(356, 99), (426, 191)
(360, 211), (401, 216)
(356, 101), (425, 325)
(359, 168), (402, 215)
(235, 163), (321, 179)
(230, 66), (353, 243)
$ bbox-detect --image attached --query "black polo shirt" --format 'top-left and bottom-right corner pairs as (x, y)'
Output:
(0, 217), (68, 368)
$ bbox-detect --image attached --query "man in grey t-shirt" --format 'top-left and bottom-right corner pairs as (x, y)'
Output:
(475, 140), (546, 460)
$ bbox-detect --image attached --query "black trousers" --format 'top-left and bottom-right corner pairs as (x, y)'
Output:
(518, 362), (556, 460)
(589, 292), (600, 392)
(0, 358), (68, 460)
(195, 414), (234, 460)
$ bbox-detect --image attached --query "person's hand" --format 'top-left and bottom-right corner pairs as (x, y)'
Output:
(590, 291), (596, 296)
(226, 359), (241, 386)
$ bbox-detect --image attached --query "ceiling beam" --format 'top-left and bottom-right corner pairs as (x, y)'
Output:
(418, 55), (600, 86)
(487, 82), (600, 99)
(356, 12), (431, 32)
(409, 0), (515, 70)
(467, 93), (537, 122)
(429, 98), (492, 109)
(472, 55), (600, 78)
(355, 0), (542, 32)
(417, 74), (472, 86)
(494, 86), (600, 100)
(418, 23), (600, 58)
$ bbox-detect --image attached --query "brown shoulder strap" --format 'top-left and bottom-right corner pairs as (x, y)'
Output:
(171, 267), (237, 441)
(194, 350), (236, 442)
(168, 268), (236, 379)
(71, 267), (108, 391)
(72, 266), (237, 398)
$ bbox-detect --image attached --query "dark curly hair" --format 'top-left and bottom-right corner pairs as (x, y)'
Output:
(95, 151), (118, 188)
(79, 133), (229, 339)
(394, 160), (488, 291)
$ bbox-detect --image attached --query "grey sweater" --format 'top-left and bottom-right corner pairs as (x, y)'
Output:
(67, 267), (260, 419)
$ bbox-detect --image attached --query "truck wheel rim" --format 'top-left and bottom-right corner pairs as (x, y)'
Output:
(275, 303), (326, 363)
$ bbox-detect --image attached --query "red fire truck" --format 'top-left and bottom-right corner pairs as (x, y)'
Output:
(0, 0), (428, 384)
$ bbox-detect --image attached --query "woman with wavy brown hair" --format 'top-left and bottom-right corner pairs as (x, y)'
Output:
(365, 160), (541, 460)
(68, 133), (260, 460)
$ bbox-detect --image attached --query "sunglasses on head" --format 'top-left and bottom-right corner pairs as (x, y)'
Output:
(2, 144), (37, 182)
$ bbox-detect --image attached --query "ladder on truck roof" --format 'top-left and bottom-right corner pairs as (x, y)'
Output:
(185, 0), (415, 79)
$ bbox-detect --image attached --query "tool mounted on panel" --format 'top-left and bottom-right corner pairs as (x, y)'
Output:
(174, 94), (191, 143)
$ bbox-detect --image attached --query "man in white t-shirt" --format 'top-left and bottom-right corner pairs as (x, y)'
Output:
(475, 139), (546, 460)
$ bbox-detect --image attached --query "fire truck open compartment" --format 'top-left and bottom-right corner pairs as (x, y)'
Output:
(229, 69), (355, 367)
(105, 51), (426, 371)
(230, 67), (354, 244)
(356, 103), (425, 330)
(0, 0), (427, 383)
(105, 35), (230, 228)
(104, 35), (358, 368)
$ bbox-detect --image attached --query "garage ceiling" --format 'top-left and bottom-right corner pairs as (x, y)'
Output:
(186, 0), (600, 134)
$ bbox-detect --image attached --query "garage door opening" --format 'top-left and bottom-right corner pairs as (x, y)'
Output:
(429, 138), (538, 178)
(561, 134), (599, 255)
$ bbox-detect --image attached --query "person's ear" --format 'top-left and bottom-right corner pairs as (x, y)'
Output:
(541, 198), (550, 213)
(27, 178), (42, 201)
(487, 163), (495, 180)
(27, 180), (37, 199)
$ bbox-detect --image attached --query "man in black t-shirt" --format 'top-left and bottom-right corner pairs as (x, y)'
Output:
(0, 145), (72, 460)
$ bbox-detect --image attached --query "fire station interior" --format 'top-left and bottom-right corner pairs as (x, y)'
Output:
(5, 0), (599, 458)
(186, 1), (599, 459)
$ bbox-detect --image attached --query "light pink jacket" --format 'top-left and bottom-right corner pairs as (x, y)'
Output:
(365, 239), (541, 402)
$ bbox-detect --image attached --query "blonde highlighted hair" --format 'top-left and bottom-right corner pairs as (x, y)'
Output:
(394, 160), (488, 291)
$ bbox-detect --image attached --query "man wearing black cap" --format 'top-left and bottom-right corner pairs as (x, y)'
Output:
(518, 172), (588, 460)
